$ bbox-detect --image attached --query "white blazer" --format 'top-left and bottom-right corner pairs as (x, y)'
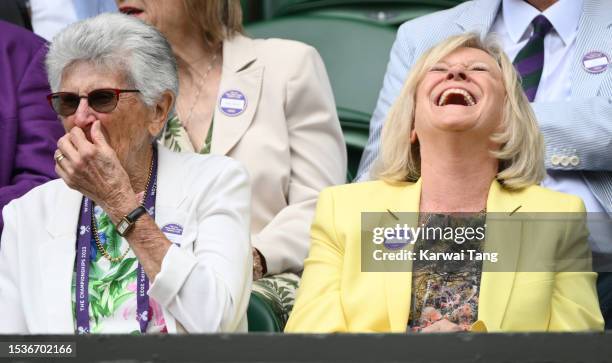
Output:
(0, 146), (252, 334)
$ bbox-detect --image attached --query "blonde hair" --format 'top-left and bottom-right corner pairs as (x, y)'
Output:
(375, 33), (545, 190)
(182, 0), (244, 50)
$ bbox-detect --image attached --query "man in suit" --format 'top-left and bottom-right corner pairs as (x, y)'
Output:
(0, 20), (64, 234)
(356, 0), (612, 327)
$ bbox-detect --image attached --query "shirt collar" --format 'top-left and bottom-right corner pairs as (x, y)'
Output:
(502, 0), (582, 46)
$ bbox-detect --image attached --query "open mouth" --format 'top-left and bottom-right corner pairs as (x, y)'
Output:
(119, 6), (144, 16)
(437, 88), (477, 107)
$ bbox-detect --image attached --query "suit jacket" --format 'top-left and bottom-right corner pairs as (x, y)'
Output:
(285, 180), (604, 332)
(356, 0), (612, 215)
(162, 34), (347, 275)
(0, 0), (31, 30)
(0, 20), (64, 233)
(0, 146), (252, 334)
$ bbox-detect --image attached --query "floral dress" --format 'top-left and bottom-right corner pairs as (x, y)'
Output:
(408, 213), (486, 332)
(162, 115), (212, 154)
(71, 206), (167, 334)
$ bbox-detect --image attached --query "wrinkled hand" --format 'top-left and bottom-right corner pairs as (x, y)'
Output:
(420, 319), (466, 333)
(55, 121), (137, 217)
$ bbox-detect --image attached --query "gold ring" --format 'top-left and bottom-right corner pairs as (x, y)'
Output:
(55, 153), (65, 163)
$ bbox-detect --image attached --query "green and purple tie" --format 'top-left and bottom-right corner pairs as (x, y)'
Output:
(513, 15), (553, 102)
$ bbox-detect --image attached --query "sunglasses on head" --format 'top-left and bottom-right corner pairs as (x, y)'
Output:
(47, 88), (140, 117)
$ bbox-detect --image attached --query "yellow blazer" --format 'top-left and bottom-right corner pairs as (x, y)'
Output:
(285, 179), (604, 332)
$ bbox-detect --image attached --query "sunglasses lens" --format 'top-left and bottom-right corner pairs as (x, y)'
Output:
(89, 90), (118, 113)
(52, 93), (80, 116)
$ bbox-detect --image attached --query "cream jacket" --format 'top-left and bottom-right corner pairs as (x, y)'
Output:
(197, 34), (346, 275)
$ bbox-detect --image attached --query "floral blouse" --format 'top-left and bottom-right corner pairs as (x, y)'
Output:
(161, 115), (212, 154)
(407, 213), (486, 332)
(71, 206), (167, 334)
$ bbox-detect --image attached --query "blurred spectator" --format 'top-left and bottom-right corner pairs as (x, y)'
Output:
(0, 20), (63, 234)
(116, 0), (346, 329)
(30, 0), (116, 41)
(356, 0), (612, 328)
(116, 0), (346, 277)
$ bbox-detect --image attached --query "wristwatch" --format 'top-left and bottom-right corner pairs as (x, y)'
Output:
(116, 205), (147, 237)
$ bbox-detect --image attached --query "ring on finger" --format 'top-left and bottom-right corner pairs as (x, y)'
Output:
(55, 153), (65, 163)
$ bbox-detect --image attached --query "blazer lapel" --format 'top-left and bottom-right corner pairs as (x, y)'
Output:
(383, 180), (421, 332)
(212, 35), (263, 156)
(571, 0), (612, 97)
(455, 0), (502, 34)
(40, 185), (82, 333)
(477, 180), (522, 332)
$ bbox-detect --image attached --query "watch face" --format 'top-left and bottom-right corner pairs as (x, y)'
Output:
(117, 220), (130, 235)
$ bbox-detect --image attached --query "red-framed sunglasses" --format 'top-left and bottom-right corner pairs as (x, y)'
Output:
(47, 88), (140, 117)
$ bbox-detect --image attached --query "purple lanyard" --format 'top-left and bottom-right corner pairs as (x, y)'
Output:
(75, 147), (158, 334)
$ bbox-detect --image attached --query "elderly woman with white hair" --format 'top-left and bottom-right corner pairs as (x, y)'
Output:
(286, 33), (604, 333)
(0, 13), (252, 334)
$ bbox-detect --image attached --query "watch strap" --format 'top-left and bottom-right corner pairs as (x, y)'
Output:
(126, 205), (147, 223)
(116, 205), (147, 237)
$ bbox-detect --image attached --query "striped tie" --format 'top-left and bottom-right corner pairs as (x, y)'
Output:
(513, 15), (553, 102)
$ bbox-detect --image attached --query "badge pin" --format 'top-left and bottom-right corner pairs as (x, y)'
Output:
(582, 51), (610, 74)
(219, 90), (247, 117)
(161, 223), (184, 235)
(161, 223), (184, 246)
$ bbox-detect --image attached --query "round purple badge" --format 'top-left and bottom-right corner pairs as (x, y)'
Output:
(161, 223), (184, 246)
(582, 51), (610, 74)
(219, 90), (248, 117)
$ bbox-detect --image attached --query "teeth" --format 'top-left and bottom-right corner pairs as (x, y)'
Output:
(438, 88), (476, 106)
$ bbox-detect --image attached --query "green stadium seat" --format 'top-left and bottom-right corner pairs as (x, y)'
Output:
(261, 0), (466, 24)
(247, 291), (283, 332)
(241, 0), (265, 24)
(246, 15), (396, 179)
(301, 5), (447, 27)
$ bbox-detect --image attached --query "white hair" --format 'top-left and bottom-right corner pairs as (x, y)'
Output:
(46, 13), (178, 111)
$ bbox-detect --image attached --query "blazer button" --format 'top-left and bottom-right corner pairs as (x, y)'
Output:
(570, 155), (580, 166)
(560, 156), (570, 167)
(551, 155), (561, 166)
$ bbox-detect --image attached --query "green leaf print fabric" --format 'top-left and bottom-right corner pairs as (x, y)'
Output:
(71, 205), (167, 334)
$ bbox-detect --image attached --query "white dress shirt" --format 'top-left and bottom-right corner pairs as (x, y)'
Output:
(30, 0), (117, 41)
(491, 0), (609, 252)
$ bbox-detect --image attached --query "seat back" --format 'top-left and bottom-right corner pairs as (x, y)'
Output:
(261, 0), (466, 25)
(246, 15), (396, 179)
(247, 292), (284, 332)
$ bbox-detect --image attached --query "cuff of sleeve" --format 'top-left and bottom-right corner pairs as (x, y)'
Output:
(148, 245), (197, 307)
(251, 234), (280, 276)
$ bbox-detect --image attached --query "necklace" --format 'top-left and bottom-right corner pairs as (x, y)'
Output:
(180, 50), (219, 131)
(91, 152), (155, 263)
